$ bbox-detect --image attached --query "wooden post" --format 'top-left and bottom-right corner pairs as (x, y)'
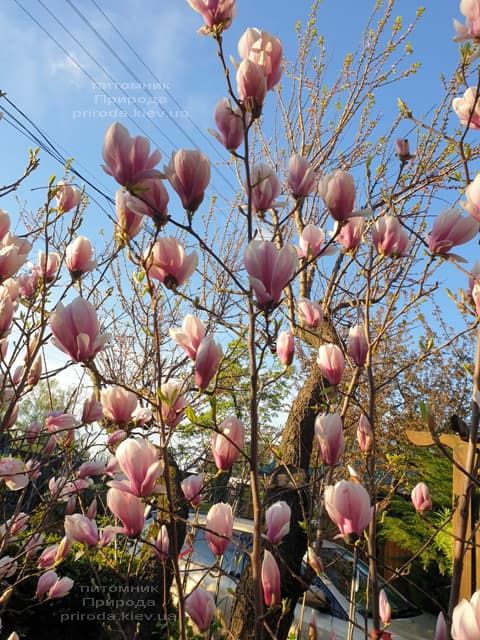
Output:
(406, 431), (480, 600)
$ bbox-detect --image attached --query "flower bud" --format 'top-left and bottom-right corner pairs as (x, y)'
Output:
(277, 331), (294, 366)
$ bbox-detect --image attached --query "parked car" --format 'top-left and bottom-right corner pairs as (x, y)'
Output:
(177, 515), (437, 639)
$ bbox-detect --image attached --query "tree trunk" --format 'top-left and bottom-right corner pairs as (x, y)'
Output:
(230, 358), (325, 640)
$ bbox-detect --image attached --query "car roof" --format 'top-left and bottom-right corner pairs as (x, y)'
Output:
(191, 513), (339, 549)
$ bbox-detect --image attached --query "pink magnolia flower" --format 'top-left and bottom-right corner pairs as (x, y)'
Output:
(3, 277), (18, 301)
(372, 216), (410, 258)
(395, 138), (414, 163)
(314, 413), (345, 466)
(181, 473), (204, 506)
(17, 272), (38, 299)
(324, 480), (371, 537)
(337, 216), (364, 252)
(212, 417), (245, 471)
(348, 325), (368, 367)
(37, 537), (71, 569)
(169, 315), (206, 360)
(0, 288), (14, 337)
(77, 461), (106, 479)
(452, 590), (480, 639)
(127, 177), (169, 226)
(0, 555), (17, 578)
(205, 502), (233, 556)
(473, 283), (480, 316)
(159, 380), (187, 428)
(107, 430), (128, 449)
(454, 0), (480, 41)
(56, 181), (82, 212)
(45, 412), (78, 437)
(82, 393), (103, 424)
(49, 297), (108, 363)
(244, 240), (298, 309)
(145, 237), (198, 289)
(65, 237), (96, 277)
(132, 406), (153, 426)
(427, 210), (479, 254)
(411, 482), (432, 513)
(212, 98), (244, 151)
(317, 343), (345, 386)
(0, 513), (28, 545)
(0, 457), (28, 490)
(186, 0), (235, 33)
(185, 588), (216, 632)
(106, 488), (145, 537)
(5, 512), (29, 537)
(236, 59), (267, 114)
(357, 414), (373, 453)
(262, 550), (281, 607)
(463, 174), (480, 223)
(153, 524), (169, 561)
(0, 210), (11, 239)
(265, 501), (291, 544)
(298, 298), (323, 328)
(379, 590), (392, 627)
(64, 514), (98, 546)
(48, 576), (74, 599)
(43, 437), (56, 458)
(109, 438), (163, 497)
(102, 122), (161, 187)
(434, 612), (447, 640)
(319, 170), (356, 222)
(36, 570), (59, 599)
(164, 149), (211, 214)
(101, 386), (138, 424)
(115, 189), (144, 240)
(453, 87), (480, 129)
(195, 336), (223, 390)
(24, 532), (44, 559)
(36, 252), (61, 282)
(0, 233), (31, 281)
(37, 545), (59, 570)
(65, 495), (76, 515)
(49, 477), (91, 502)
(27, 356), (42, 387)
(277, 330), (294, 367)
(250, 163), (281, 213)
(288, 155), (317, 198)
(297, 224), (326, 259)
(238, 28), (283, 90)
(87, 499), (97, 519)
(98, 525), (123, 547)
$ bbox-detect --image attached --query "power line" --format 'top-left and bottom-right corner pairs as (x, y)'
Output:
(1, 96), (115, 217)
(33, 0), (178, 155)
(15, 0), (236, 205)
(68, 0), (201, 154)
(1, 94), (114, 198)
(66, 0), (238, 195)
(88, 0), (237, 171)
(12, 0), (174, 161)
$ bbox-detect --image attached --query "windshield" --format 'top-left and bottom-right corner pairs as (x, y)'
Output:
(321, 546), (421, 619)
(180, 529), (249, 579)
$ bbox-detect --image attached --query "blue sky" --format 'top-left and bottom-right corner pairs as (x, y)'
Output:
(0, 0), (473, 390)
(0, 0), (474, 329)
(0, 0), (460, 218)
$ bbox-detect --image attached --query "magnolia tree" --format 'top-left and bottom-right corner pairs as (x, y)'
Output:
(2, 1), (480, 639)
